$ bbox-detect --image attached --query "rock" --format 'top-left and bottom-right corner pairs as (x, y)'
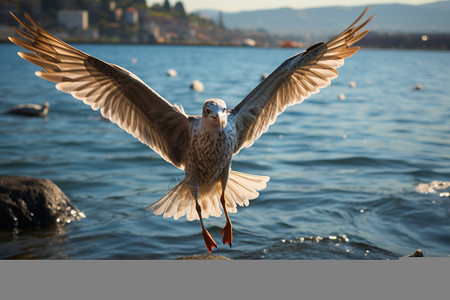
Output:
(261, 73), (268, 80)
(190, 80), (204, 92)
(176, 254), (232, 260)
(348, 81), (356, 88)
(403, 249), (424, 257)
(338, 93), (346, 100)
(5, 102), (49, 117)
(0, 175), (85, 229)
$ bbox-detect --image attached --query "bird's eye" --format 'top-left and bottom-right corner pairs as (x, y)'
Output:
(222, 108), (226, 112)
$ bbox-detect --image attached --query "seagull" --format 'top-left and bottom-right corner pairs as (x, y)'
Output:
(9, 8), (373, 253)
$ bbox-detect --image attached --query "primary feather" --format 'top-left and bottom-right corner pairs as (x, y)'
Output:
(231, 7), (374, 155)
(9, 12), (191, 170)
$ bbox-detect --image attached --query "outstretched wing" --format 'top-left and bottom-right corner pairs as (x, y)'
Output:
(9, 12), (191, 169)
(230, 7), (374, 154)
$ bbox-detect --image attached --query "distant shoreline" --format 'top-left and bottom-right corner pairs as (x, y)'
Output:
(3, 30), (450, 51)
(2, 39), (449, 51)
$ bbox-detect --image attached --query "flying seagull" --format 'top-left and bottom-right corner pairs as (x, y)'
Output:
(9, 8), (373, 253)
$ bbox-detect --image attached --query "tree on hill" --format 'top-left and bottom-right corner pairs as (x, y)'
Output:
(163, 0), (171, 12)
(174, 2), (186, 17)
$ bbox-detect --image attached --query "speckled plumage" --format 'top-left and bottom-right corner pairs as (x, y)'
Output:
(187, 108), (236, 186)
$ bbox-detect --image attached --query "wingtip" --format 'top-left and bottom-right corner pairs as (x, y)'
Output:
(9, 11), (24, 24)
(35, 70), (44, 78)
(17, 51), (26, 59)
(364, 6), (376, 27)
(24, 12), (35, 24)
(363, 5), (376, 19)
(9, 11), (17, 19)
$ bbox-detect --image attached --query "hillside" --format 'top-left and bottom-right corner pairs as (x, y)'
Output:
(198, 1), (450, 40)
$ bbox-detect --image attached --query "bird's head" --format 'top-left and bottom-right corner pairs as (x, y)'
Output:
(202, 99), (228, 131)
(42, 102), (50, 115)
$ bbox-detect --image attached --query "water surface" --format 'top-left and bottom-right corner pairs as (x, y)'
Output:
(1, 44), (449, 259)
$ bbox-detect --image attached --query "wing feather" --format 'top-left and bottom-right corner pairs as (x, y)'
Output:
(9, 12), (191, 169)
(231, 7), (374, 154)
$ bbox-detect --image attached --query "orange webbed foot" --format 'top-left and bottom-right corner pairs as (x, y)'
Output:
(221, 222), (232, 247)
(202, 229), (218, 254)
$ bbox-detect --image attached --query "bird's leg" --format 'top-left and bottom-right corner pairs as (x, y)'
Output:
(220, 167), (232, 247)
(220, 193), (233, 247)
(195, 190), (217, 254)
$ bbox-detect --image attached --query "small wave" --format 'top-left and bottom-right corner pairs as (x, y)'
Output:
(292, 156), (409, 168)
(408, 170), (450, 177)
(248, 234), (398, 260)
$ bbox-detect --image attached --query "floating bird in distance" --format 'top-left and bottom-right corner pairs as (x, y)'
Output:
(5, 102), (49, 117)
(9, 8), (373, 253)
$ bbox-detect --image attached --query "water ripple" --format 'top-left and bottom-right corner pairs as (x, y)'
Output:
(1, 45), (449, 259)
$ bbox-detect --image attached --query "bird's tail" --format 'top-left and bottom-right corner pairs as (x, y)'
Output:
(145, 170), (270, 221)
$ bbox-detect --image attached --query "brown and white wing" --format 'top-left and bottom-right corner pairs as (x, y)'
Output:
(9, 12), (191, 169)
(230, 7), (374, 154)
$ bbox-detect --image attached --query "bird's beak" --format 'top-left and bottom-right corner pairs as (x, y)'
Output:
(218, 117), (223, 131)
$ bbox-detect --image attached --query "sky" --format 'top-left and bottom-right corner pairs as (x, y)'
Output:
(151, 0), (442, 12)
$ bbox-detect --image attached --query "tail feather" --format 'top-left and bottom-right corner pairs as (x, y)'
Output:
(145, 180), (193, 220)
(222, 170), (270, 212)
(145, 170), (270, 221)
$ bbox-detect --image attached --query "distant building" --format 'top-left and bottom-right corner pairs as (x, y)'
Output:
(112, 8), (123, 22)
(124, 7), (138, 26)
(57, 10), (88, 30)
(142, 21), (161, 42)
(109, 1), (117, 11)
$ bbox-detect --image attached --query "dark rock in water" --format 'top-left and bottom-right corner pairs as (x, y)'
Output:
(176, 254), (232, 260)
(4, 102), (49, 117)
(0, 175), (85, 229)
(404, 249), (424, 257)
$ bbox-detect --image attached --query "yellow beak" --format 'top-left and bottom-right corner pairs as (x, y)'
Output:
(218, 117), (223, 131)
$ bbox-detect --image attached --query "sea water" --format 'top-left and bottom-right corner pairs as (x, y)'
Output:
(0, 44), (449, 259)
